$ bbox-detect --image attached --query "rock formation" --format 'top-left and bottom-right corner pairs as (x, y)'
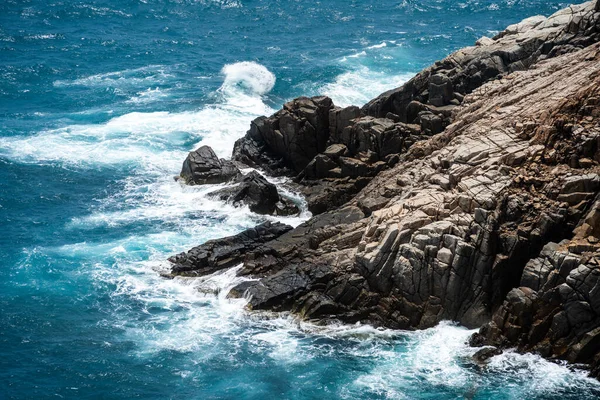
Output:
(178, 146), (299, 216)
(169, 0), (600, 377)
(179, 145), (241, 185)
(232, 96), (333, 175)
(165, 221), (293, 277)
(208, 171), (299, 216)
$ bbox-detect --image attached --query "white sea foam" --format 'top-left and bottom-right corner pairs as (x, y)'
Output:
(367, 41), (388, 49)
(322, 67), (413, 107)
(25, 33), (60, 40)
(347, 321), (600, 398)
(99, 261), (254, 354)
(3, 62), (276, 167)
(220, 61), (276, 96)
(126, 87), (170, 104)
(70, 176), (262, 231)
(486, 350), (599, 396)
(194, 0), (242, 8)
(347, 51), (367, 58)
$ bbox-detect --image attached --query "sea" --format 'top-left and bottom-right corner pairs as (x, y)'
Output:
(2, 0), (600, 398)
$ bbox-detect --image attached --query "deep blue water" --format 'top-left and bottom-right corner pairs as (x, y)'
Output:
(2, 0), (600, 399)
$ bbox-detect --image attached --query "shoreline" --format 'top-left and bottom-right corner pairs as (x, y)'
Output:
(169, 0), (600, 378)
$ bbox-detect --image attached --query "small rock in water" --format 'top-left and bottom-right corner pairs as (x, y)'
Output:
(472, 347), (503, 363)
(209, 171), (300, 216)
(179, 145), (241, 185)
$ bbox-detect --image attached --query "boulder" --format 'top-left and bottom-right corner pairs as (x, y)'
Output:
(329, 105), (361, 142)
(209, 171), (299, 216)
(180, 145), (241, 185)
(419, 112), (445, 135)
(335, 117), (417, 158)
(429, 74), (454, 107)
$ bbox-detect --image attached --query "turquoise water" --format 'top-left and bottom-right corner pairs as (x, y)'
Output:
(2, 0), (600, 398)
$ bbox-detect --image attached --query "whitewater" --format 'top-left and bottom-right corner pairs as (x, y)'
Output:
(2, 0), (600, 398)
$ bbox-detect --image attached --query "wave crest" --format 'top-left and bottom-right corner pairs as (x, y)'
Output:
(220, 61), (276, 96)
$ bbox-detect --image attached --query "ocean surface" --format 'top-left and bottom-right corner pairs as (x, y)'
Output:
(1, 0), (600, 398)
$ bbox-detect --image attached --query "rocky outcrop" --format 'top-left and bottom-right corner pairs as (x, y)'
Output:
(165, 221), (293, 278)
(226, 2), (600, 217)
(232, 96), (334, 175)
(470, 238), (600, 376)
(208, 171), (299, 216)
(179, 145), (241, 185)
(362, 1), (600, 126)
(169, 0), (600, 377)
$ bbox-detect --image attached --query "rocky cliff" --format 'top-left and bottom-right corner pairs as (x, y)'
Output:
(170, 1), (600, 377)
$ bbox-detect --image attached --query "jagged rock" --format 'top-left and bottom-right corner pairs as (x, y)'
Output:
(334, 117), (417, 158)
(208, 171), (299, 216)
(419, 112), (444, 135)
(561, 174), (600, 194)
(169, 0), (600, 378)
(362, 1), (600, 121)
(329, 105), (361, 141)
(472, 347), (503, 363)
(303, 153), (339, 180)
(429, 74), (454, 107)
(166, 221), (293, 277)
(179, 145), (241, 185)
(232, 96), (334, 174)
(299, 177), (372, 215)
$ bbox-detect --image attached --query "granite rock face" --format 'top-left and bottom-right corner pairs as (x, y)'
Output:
(169, 0), (600, 377)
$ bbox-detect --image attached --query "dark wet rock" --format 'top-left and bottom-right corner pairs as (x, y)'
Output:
(299, 177), (372, 215)
(231, 135), (291, 177)
(472, 347), (503, 363)
(179, 145), (241, 185)
(332, 117), (420, 158)
(232, 96), (334, 175)
(419, 112), (445, 135)
(166, 221), (293, 278)
(209, 171), (299, 216)
(329, 105), (361, 141)
(429, 74), (454, 107)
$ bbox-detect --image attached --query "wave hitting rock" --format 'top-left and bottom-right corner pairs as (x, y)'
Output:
(171, 0), (600, 377)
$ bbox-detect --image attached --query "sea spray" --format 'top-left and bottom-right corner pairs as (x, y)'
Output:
(2, 0), (598, 398)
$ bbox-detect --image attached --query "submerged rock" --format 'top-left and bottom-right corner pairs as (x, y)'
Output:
(472, 347), (503, 363)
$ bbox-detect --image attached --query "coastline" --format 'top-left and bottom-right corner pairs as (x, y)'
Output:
(169, 0), (600, 378)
